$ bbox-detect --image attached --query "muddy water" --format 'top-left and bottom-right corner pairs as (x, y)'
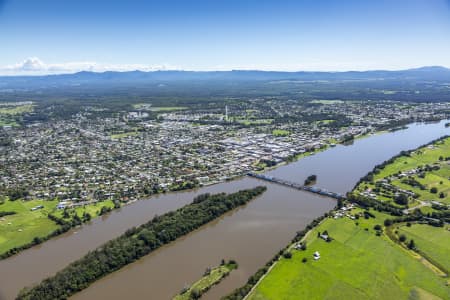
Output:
(0, 179), (294, 300)
(73, 183), (334, 300)
(266, 120), (450, 194)
(0, 120), (448, 300)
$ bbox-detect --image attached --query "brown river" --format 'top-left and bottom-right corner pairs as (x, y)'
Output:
(0, 120), (448, 300)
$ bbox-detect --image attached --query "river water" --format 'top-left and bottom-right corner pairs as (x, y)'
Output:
(0, 120), (448, 300)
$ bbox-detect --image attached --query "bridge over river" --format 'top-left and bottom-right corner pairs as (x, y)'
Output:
(247, 172), (346, 200)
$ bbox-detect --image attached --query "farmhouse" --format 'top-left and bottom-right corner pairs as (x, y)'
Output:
(30, 205), (44, 211)
(313, 251), (321, 260)
(320, 234), (329, 241)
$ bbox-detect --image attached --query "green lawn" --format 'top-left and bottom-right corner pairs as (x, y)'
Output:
(397, 224), (450, 273)
(0, 104), (34, 115)
(249, 209), (449, 300)
(315, 119), (336, 125)
(132, 104), (188, 111)
(0, 198), (116, 256)
(0, 117), (19, 127)
(173, 262), (237, 299)
(52, 200), (116, 220)
(234, 118), (274, 125)
(356, 137), (450, 205)
(0, 199), (60, 255)
(272, 129), (290, 137)
(309, 100), (344, 105)
(149, 106), (188, 112)
(376, 139), (450, 181)
(0, 104), (33, 127)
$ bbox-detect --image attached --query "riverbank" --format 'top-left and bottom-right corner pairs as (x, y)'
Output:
(174, 261), (238, 300)
(0, 199), (118, 259)
(246, 208), (449, 300)
(17, 187), (267, 300)
(0, 121), (434, 260)
(237, 135), (450, 300)
(0, 199), (60, 257)
(353, 135), (450, 207)
(1, 119), (448, 300)
(0, 180), (205, 260)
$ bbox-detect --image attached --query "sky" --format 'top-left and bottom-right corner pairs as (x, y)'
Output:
(1, 0), (450, 75)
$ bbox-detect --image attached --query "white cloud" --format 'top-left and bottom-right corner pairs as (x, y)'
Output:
(1, 57), (437, 76)
(0, 57), (180, 75)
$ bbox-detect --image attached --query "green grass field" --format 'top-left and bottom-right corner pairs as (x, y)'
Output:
(132, 104), (188, 111)
(249, 209), (449, 300)
(52, 200), (115, 220)
(0, 104), (33, 127)
(272, 129), (290, 137)
(315, 119), (336, 125)
(0, 198), (116, 255)
(0, 199), (60, 255)
(310, 100), (344, 105)
(149, 106), (188, 112)
(0, 118), (19, 127)
(356, 137), (450, 205)
(233, 118), (274, 125)
(396, 224), (450, 273)
(0, 104), (34, 115)
(174, 262), (237, 300)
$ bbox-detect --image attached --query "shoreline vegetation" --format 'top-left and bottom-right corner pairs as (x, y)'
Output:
(174, 260), (238, 300)
(0, 119), (373, 260)
(0, 121), (439, 261)
(252, 125), (392, 175)
(224, 136), (450, 300)
(245, 208), (449, 300)
(17, 187), (267, 300)
(0, 199), (116, 259)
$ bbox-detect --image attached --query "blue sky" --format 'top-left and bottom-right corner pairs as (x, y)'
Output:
(1, 0), (450, 74)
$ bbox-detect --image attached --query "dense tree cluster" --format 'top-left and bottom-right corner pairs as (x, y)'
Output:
(17, 186), (266, 300)
(346, 193), (403, 216)
(4, 188), (30, 201)
(401, 177), (426, 190)
(304, 174), (317, 186)
(0, 211), (16, 217)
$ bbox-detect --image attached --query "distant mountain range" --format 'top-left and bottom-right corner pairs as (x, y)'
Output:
(1, 66), (450, 89)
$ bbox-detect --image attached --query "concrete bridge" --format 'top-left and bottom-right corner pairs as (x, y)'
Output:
(247, 172), (346, 200)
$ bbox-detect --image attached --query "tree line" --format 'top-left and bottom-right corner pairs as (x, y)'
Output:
(17, 186), (267, 300)
(223, 137), (450, 300)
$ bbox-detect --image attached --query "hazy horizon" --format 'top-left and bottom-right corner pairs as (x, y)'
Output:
(1, 0), (450, 75)
(0, 61), (449, 77)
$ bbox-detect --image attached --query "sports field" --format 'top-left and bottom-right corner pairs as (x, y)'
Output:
(0, 199), (60, 255)
(0, 198), (116, 256)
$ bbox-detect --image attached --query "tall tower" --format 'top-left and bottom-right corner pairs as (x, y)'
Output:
(225, 105), (228, 122)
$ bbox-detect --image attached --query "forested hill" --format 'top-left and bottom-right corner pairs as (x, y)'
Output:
(17, 186), (267, 300)
(2, 66), (450, 103)
(1, 66), (450, 87)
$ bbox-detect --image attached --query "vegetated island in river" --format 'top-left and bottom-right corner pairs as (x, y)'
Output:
(17, 186), (267, 300)
(225, 137), (450, 300)
(174, 259), (238, 300)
